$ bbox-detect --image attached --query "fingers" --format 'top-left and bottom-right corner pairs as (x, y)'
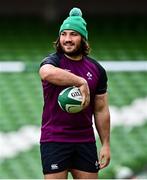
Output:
(79, 81), (90, 109)
(99, 155), (110, 169)
(99, 146), (111, 169)
(81, 94), (90, 109)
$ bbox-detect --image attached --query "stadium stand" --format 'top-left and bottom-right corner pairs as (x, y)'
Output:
(0, 17), (147, 179)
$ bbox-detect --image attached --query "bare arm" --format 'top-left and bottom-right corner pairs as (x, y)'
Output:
(94, 93), (110, 169)
(39, 64), (90, 108)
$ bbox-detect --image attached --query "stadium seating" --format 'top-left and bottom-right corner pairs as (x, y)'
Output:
(0, 17), (147, 179)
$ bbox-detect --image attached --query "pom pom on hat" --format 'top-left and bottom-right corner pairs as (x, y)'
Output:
(59, 7), (88, 40)
(69, 7), (82, 17)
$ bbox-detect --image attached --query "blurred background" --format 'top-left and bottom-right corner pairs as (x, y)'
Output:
(0, 0), (147, 179)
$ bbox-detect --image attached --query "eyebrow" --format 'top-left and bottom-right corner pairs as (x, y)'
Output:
(62, 30), (80, 35)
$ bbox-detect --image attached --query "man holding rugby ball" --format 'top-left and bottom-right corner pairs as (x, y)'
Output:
(39, 7), (110, 179)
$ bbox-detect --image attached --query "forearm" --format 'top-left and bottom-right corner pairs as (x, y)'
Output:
(94, 109), (110, 146)
(39, 64), (85, 87)
(39, 64), (90, 108)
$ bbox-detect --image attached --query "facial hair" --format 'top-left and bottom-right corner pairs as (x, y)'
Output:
(60, 41), (83, 57)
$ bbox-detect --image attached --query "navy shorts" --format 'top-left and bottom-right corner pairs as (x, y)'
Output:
(40, 142), (100, 174)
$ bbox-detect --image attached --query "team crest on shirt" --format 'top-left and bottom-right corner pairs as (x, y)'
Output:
(87, 72), (93, 80)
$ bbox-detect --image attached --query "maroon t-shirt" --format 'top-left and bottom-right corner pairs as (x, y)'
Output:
(40, 53), (108, 143)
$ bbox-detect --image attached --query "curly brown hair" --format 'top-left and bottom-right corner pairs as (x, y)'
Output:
(53, 37), (91, 56)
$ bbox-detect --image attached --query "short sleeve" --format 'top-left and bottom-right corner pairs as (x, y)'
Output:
(96, 66), (108, 94)
(40, 53), (60, 68)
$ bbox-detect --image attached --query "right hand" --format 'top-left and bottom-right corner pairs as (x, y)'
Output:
(78, 78), (90, 109)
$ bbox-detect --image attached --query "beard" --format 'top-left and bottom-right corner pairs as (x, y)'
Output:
(60, 42), (83, 57)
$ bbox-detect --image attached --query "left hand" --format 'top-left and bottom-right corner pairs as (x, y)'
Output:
(99, 144), (111, 169)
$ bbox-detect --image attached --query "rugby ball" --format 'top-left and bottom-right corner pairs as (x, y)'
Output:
(58, 86), (83, 113)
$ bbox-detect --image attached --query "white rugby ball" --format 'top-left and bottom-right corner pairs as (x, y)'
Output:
(58, 86), (83, 113)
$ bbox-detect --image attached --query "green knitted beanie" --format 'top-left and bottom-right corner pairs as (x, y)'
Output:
(59, 7), (88, 40)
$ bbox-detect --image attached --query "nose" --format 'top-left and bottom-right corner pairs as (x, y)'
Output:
(64, 34), (72, 42)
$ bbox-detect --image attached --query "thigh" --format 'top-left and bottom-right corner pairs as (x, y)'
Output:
(44, 170), (68, 179)
(71, 169), (98, 179)
(72, 142), (100, 173)
(40, 142), (73, 175)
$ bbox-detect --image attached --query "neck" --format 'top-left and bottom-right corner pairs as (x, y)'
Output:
(64, 54), (83, 61)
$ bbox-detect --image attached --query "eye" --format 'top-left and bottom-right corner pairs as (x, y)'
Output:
(71, 32), (78, 36)
(60, 32), (66, 36)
